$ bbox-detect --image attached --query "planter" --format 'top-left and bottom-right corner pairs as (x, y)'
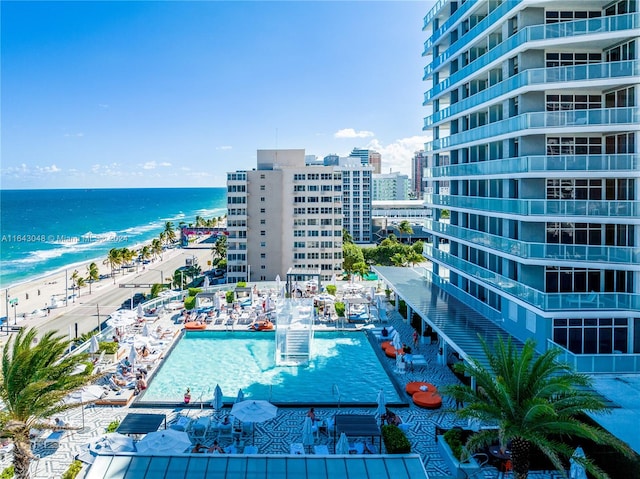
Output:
(437, 435), (481, 479)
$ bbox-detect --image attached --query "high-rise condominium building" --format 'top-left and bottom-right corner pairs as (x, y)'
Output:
(411, 150), (428, 199)
(348, 147), (381, 173)
(226, 150), (343, 283)
(372, 172), (411, 201)
(335, 159), (373, 243)
(422, 0), (639, 371)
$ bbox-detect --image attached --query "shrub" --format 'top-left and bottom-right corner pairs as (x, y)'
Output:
(187, 287), (202, 297)
(443, 428), (465, 461)
(398, 299), (407, 319)
(236, 281), (247, 288)
(98, 341), (119, 354)
(184, 296), (196, 310)
(334, 302), (345, 317)
(0, 465), (14, 479)
(73, 330), (98, 346)
(382, 424), (411, 453)
(325, 284), (337, 296)
(225, 291), (235, 304)
(106, 419), (120, 433)
(61, 460), (82, 479)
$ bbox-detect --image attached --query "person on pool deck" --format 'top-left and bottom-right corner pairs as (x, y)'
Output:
(381, 327), (389, 338)
(307, 407), (318, 423)
(184, 388), (191, 404)
(207, 440), (225, 454)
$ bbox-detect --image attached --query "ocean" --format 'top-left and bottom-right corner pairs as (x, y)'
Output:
(0, 188), (227, 289)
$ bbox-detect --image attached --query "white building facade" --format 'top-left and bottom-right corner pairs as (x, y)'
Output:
(422, 0), (639, 372)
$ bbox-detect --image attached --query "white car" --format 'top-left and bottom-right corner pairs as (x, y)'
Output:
(26, 309), (47, 318)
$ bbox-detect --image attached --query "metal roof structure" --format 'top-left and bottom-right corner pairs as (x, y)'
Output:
(84, 454), (429, 479)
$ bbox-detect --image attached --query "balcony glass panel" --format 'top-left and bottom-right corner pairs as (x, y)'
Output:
(423, 219), (640, 264)
(424, 61), (640, 125)
(425, 108), (639, 151)
(424, 194), (640, 218)
(423, 243), (640, 312)
(548, 340), (640, 374)
(425, 154), (640, 178)
(424, 13), (640, 100)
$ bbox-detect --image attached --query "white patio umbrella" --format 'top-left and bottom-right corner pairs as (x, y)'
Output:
(391, 331), (403, 351)
(88, 433), (135, 454)
(136, 429), (192, 455)
(569, 446), (588, 479)
(230, 400), (278, 444)
(376, 389), (387, 418)
(136, 303), (144, 319)
(63, 385), (105, 430)
(212, 384), (224, 412)
(235, 388), (245, 404)
(89, 335), (100, 354)
(302, 416), (314, 449)
(336, 432), (349, 454)
(106, 310), (137, 328)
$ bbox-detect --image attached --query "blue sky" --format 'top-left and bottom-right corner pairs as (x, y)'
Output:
(1, 1), (433, 189)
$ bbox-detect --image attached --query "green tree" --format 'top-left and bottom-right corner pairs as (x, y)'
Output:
(444, 336), (633, 479)
(397, 220), (414, 244)
(343, 242), (364, 278)
(150, 283), (168, 299)
(103, 248), (122, 281)
(86, 262), (99, 295)
(75, 277), (86, 297)
(405, 250), (424, 267)
(390, 253), (407, 266)
(0, 329), (97, 479)
(342, 229), (353, 245)
(163, 221), (176, 245)
(211, 234), (227, 265)
(151, 238), (163, 261)
(139, 245), (152, 264)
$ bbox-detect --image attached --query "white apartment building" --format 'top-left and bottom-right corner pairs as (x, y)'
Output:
(372, 172), (411, 201)
(421, 0), (639, 372)
(335, 159), (373, 244)
(226, 150), (343, 283)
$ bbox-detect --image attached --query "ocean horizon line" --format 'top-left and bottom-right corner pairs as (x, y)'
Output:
(0, 186), (227, 192)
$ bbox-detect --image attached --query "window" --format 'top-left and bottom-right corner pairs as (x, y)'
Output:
(260, 231), (266, 236)
(260, 185), (265, 191)
(260, 208), (265, 214)
(260, 174), (265, 179)
(545, 52), (601, 68)
(546, 94), (600, 111)
(260, 197), (265, 202)
(545, 10), (601, 23)
(260, 253), (266, 258)
(260, 219), (266, 225)
(546, 137), (601, 155)
(261, 265), (266, 269)
(553, 317), (627, 354)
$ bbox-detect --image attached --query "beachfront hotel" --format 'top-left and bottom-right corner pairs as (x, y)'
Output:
(419, 0), (639, 371)
(226, 149), (344, 283)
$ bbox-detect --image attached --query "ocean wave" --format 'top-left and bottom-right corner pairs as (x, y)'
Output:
(120, 222), (163, 235)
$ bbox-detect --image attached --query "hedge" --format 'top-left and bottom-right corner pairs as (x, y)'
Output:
(382, 424), (411, 453)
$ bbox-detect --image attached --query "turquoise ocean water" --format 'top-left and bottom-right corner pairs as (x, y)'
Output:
(0, 188), (227, 289)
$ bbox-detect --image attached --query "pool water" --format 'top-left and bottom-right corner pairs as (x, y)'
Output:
(140, 331), (401, 405)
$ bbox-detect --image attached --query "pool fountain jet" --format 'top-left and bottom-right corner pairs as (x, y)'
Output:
(274, 298), (314, 366)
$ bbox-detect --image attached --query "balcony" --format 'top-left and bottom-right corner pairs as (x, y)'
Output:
(424, 60), (640, 125)
(425, 0), (519, 72)
(423, 243), (640, 312)
(423, 219), (640, 265)
(424, 194), (640, 218)
(547, 340), (640, 374)
(424, 13), (640, 101)
(425, 154), (640, 179)
(423, 0), (481, 48)
(422, 0), (449, 32)
(425, 107), (639, 150)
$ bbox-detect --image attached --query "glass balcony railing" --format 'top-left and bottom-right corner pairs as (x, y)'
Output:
(424, 0), (482, 50)
(424, 60), (640, 125)
(423, 219), (640, 264)
(423, 0), (450, 32)
(425, 154), (640, 178)
(424, 13), (640, 100)
(423, 243), (640, 312)
(425, 107), (639, 151)
(425, 0), (520, 73)
(424, 194), (640, 218)
(547, 340), (640, 374)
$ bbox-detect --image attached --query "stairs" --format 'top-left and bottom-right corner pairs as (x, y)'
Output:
(277, 328), (311, 365)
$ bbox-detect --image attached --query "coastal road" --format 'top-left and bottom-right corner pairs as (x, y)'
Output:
(3, 247), (214, 343)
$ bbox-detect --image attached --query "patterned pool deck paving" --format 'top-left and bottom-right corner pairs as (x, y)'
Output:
(3, 300), (565, 479)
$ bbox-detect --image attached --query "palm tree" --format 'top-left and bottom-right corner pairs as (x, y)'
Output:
(163, 221), (176, 245)
(0, 328), (98, 479)
(120, 247), (136, 273)
(86, 262), (99, 295)
(139, 245), (152, 264)
(70, 270), (80, 303)
(75, 277), (86, 297)
(151, 238), (163, 261)
(397, 220), (413, 244)
(103, 248), (122, 281)
(444, 336), (633, 479)
(211, 234), (227, 265)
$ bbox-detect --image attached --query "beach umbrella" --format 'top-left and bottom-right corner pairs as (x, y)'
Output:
(137, 303), (144, 319)
(142, 322), (151, 337)
(570, 446), (588, 479)
(230, 400), (277, 445)
(336, 432), (349, 455)
(302, 416), (314, 449)
(212, 384), (224, 412)
(235, 388), (245, 404)
(376, 389), (386, 418)
(106, 310), (137, 328)
(63, 385), (105, 431)
(136, 429), (192, 455)
(89, 433), (135, 455)
(89, 335), (100, 354)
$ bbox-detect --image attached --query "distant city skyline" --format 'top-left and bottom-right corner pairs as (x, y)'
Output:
(1, 1), (433, 189)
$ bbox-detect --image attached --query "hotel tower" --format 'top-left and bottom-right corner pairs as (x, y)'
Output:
(421, 0), (639, 372)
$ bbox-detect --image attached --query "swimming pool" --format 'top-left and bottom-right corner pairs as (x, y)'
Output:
(139, 331), (403, 405)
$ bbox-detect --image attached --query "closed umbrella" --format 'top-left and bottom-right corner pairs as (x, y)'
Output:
(376, 389), (386, 418)
(302, 416), (314, 450)
(64, 385), (105, 431)
(391, 331), (403, 351)
(213, 293), (221, 311)
(142, 322), (151, 337)
(570, 446), (588, 479)
(203, 276), (210, 288)
(137, 303), (144, 319)
(336, 432), (349, 454)
(128, 344), (137, 369)
(275, 275), (281, 293)
(136, 429), (192, 455)
(235, 388), (245, 404)
(89, 335), (100, 354)
(212, 384), (224, 412)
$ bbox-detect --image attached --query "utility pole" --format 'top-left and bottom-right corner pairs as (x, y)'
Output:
(65, 269), (69, 307)
(97, 304), (101, 332)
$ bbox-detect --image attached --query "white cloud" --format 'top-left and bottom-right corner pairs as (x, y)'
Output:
(366, 135), (431, 175)
(334, 128), (375, 139)
(91, 163), (125, 176)
(216, 145), (233, 150)
(142, 161), (157, 170)
(38, 164), (61, 173)
(63, 132), (84, 138)
(159, 161), (172, 167)
(98, 104), (109, 109)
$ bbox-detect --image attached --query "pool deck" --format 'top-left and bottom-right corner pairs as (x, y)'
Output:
(8, 297), (566, 479)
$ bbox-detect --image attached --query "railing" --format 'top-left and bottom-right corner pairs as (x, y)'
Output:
(425, 60), (640, 125)
(424, 0), (480, 46)
(424, 13), (640, 100)
(425, 107), (639, 150)
(547, 339), (640, 374)
(425, 154), (640, 178)
(423, 194), (640, 218)
(422, 219), (640, 265)
(422, 243), (640, 312)
(422, 0), (450, 32)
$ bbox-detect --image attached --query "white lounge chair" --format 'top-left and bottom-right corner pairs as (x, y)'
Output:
(313, 445), (329, 455)
(43, 430), (65, 448)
